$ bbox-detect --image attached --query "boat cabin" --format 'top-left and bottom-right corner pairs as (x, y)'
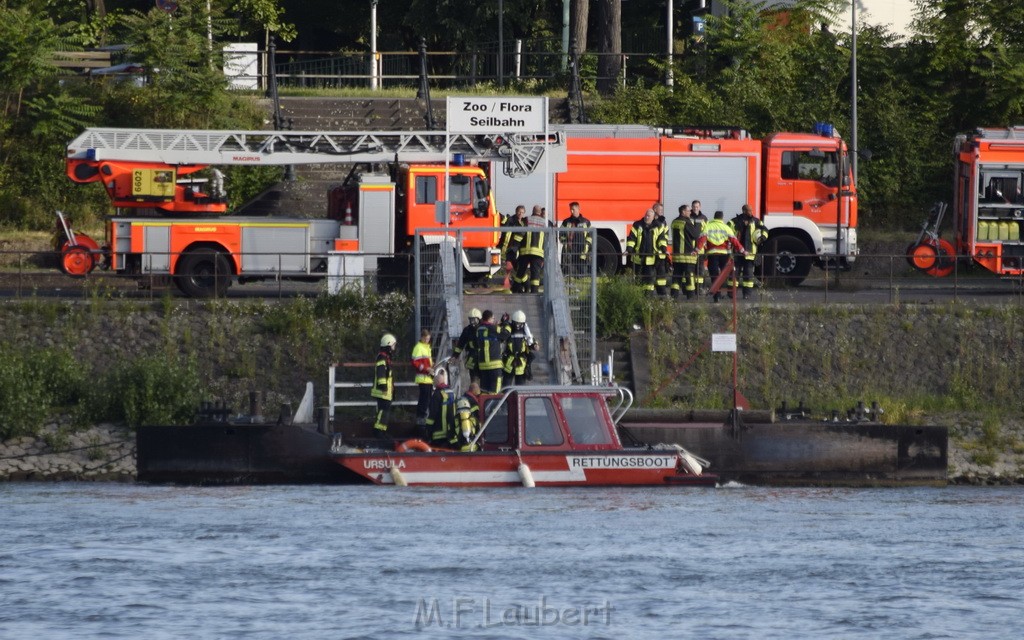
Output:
(473, 385), (632, 452)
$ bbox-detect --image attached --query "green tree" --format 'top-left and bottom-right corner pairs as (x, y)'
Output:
(911, 0), (1024, 130)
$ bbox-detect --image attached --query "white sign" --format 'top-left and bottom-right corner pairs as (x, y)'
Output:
(223, 43), (258, 90)
(446, 97), (547, 134)
(711, 333), (737, 352)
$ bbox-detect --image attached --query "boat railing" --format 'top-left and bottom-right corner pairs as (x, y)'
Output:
(607, 386), (634, 426)
(468, 384), (633, 449)
(468, 386), (519, 449)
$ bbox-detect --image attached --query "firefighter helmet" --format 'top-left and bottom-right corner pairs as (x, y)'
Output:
(456, 397), (471, 412)
(512, 310), (526, 324)
(380, 333), (397, 348)
(469, 308), (482, 320)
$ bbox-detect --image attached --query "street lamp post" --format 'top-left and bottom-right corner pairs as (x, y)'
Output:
(498, 0), (504, 88)
(667, 0), (674, 88)
(370, 1), (379, 90)
(851, 0), (858, 182)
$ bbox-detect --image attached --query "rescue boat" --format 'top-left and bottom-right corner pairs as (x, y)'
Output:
(330, 385), (717, 487)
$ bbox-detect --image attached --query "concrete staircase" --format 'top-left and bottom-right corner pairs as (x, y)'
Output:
(596, 337), (633, 391)
(459, 291), (553, 384)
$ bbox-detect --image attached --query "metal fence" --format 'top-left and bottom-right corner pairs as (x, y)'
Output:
(7, 249), (1024, 304)
(547, 227), (598, 383)
(263, 46), (672, 91)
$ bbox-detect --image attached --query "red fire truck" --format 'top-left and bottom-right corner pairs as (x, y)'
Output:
(493, 123), (858, 285)
(908, 127), (1024, 278)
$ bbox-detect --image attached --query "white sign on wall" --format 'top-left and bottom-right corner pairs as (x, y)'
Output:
(711, 333), (737, 352)
(223, 43), (258, 90)
(446, 97), (547, 134)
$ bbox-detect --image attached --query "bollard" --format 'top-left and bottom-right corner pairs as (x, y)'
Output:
(317, 407), (332, 435)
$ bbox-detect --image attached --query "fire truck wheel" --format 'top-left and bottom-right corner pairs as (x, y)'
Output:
(764, 235), (811, 287)
(60, 245), (95, 278)
(175, 248), (231, 298)
(594, 236), (620, 276)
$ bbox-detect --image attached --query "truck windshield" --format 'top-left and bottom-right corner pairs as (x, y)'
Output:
(448, 177), (472, 205)
(782, 150), (839, 187)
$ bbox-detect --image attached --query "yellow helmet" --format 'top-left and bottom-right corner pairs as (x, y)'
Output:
(380, 333), (397, 348)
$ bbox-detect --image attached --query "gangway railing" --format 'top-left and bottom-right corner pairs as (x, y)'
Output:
(328, 364), (419, 420)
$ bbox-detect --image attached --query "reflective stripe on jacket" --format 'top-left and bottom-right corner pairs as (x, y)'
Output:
(370, 351), (393, 401)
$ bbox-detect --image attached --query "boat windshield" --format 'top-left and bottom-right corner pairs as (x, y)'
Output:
(560, 396), (613, 445)
(482, 398), (511, 445)
(524, 397), (563, 446)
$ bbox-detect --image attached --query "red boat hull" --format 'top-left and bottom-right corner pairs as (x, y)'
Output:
(332, 450), (717, 487)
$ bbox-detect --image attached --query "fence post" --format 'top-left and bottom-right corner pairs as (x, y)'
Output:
(515, 39), (522, 79)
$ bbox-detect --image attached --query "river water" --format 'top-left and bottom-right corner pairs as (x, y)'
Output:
(1, 483), (1021, 639)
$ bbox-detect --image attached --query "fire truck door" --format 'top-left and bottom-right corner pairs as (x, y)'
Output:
(142, 225), (171, 272)
(241, 225), (309, 273)
(780, 149), (839, 224)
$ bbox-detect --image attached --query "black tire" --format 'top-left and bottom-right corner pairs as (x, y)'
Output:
(174, 248), (231, 298)
(594, 235), (620, 276)
(764, 235), (812, 287)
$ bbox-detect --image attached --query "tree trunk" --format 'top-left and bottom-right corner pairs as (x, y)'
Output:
(85, 1), (108, 46)
(571, 0), (590, 53)
(85, 1), (107, 18)
(594, 0), (621, 95)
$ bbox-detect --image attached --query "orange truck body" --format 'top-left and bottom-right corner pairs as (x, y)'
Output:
(951, 127), (1024, 275)
(69, 159), (500, 295)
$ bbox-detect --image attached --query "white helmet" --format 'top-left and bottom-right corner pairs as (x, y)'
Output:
(380, 333), (397, 348)
(456, 397), (471, 412)
(512, 310), (526, 324)
(469, 308), (482, 320)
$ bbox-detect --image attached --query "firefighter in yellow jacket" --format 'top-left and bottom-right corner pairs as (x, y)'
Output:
(371, 333), (397, 437)
(626, 208), (668, 295)
(695, 211), (746, 303)
(425, 369), (457, 447)
(455, 381), (482, 451)
(728, 204), (768, 298)
(411, 328), (433, 426)
(512, 205), (546, 293)
(670, 204), (698, 299)
(475, 310), (504, 393)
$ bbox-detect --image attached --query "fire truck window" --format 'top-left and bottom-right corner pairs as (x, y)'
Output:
(448, 176), (471, 205)
(524, 397), (563, 446)
(781, 150), (838, 186)
(982, 175), (1023, 203)
(561, 397), (612, 445)
(416, 176), (437, 205)
(482, 398), (510, 445)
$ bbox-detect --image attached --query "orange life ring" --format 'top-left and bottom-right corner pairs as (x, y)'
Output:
(395, 439), (432, 453)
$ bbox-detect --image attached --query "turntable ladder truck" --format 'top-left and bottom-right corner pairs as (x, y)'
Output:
(61, 127), (565, 297)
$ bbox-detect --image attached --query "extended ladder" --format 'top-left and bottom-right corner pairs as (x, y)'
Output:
(67, 128), (565, 178)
